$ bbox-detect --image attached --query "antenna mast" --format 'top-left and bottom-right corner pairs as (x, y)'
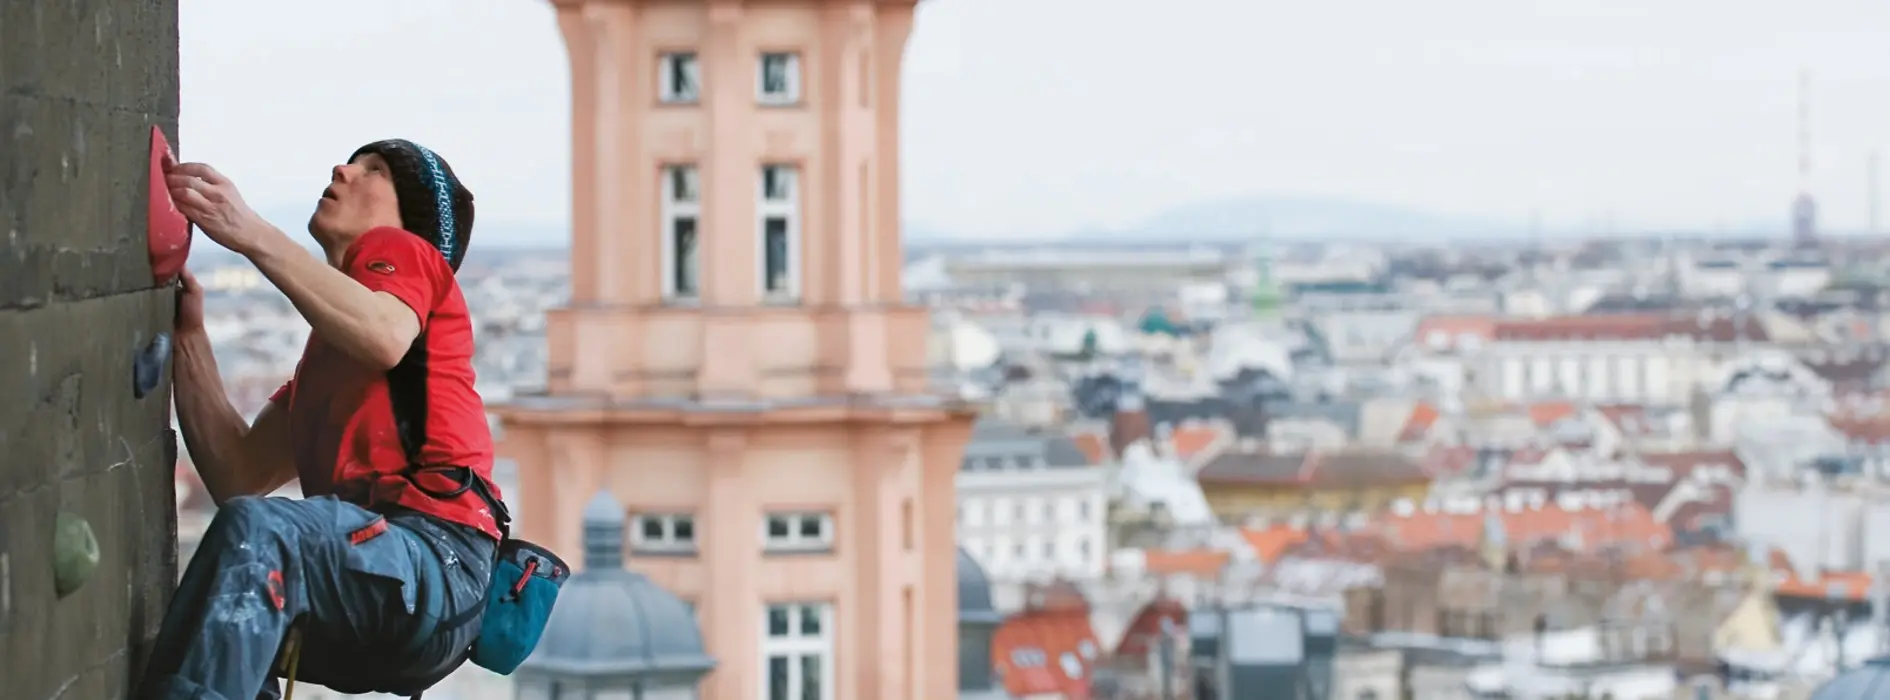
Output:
(1798, 68), (1811, 192)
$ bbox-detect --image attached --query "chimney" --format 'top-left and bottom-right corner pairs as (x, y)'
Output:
(1110, 390), (1152, 457)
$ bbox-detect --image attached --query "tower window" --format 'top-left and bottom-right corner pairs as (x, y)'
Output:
(661, 165), (701, 299)
(758, 164), (800, 300)
(758, 52), (802, 105)
(658, 52), (700, 103)
(629, 513), (697, 554)
(763, 602), (834, 700)
(763, 512), (833, 553)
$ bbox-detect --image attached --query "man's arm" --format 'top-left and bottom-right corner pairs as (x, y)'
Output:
(244, 226), (421, 370)
(173, 330), (297, 504)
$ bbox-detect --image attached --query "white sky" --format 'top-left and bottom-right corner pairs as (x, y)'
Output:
(180, 0), (1890, 242)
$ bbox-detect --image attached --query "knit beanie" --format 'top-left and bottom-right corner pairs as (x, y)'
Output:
(349, 139), (476, 271)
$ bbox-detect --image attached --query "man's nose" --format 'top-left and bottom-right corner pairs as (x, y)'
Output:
(330, 165), (352, 183)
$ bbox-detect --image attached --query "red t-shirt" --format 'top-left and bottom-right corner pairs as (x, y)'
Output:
(269, 226), (502, 540)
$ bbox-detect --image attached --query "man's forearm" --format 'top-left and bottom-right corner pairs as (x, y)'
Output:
(243, 225), (414, 369)
(173, 330), (258, 503)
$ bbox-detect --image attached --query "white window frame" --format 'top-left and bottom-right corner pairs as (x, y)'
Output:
(757, 51), (803, 105)
(660, 165), (701, 300)
(757, 164), (801, 301)
(761, 602), (835, 700)
(657, 52), (701, 104)
(630, 513), (697, 554)
(762, 511), (833, 553)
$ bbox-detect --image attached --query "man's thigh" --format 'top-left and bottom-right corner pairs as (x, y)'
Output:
(280, 498), (433, 688)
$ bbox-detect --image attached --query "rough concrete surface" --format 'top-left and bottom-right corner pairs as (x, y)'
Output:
(0, 0), (183, 698)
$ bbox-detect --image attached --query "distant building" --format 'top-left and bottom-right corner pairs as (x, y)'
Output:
(956, 417), (1109, 584)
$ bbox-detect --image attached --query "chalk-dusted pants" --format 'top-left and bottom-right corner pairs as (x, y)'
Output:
(139, 495), (494, 700)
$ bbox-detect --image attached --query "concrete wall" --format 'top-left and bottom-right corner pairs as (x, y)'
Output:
(0, 0), (182, 697)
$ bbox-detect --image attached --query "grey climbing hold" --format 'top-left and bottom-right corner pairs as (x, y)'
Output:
(52, 512), (99, 598)
(133, 332), (172, 399)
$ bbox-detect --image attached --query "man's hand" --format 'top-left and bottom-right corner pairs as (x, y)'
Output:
(163, 160), (275, 257)
(176, 268), (206, 334)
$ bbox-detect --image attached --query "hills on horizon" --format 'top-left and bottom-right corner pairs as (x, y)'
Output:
(246, 196), (1792, 254)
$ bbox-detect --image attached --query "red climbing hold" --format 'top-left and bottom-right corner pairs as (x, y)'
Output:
(147, 126), (191, 287)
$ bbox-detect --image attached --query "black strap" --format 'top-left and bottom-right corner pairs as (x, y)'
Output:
(397, 464), (512, 542)
(386, 331), (513, 541)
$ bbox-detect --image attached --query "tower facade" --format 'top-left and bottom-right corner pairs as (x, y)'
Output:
(493, 2), (977, 699)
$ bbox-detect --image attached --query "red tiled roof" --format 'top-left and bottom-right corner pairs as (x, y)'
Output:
(1639, 450), (1746, 482)
(1241, 525), (1310, 563)
(1492, 313), (1769, 343)
(1829, 416), (1890, 443)
(1378, 502), (1672, 554)
(993, 609), (1098, 699)
(1070, 431), (1111, 464)
(1495, 314), (1671, 342)
(1113, 598), (1187, 662)
(1143, 549), (1231, 578)
(1197, 449), (1428, 488)
(1398, 402), (1441, 442)
(1412, 316), (1499, 351)
(1169, 422), (1226, 462)
(1595, 404), (1654, 437)
(1528, 401), (1579, 427)
(1778, 570), (1873, 602)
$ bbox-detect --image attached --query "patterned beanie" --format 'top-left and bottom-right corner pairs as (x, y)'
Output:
(348, 139), (476, 271)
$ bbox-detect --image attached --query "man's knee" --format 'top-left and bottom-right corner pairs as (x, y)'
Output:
(202, 496), (289, 549)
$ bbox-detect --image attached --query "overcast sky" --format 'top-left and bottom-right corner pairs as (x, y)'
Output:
(180, 0), (1890, 242)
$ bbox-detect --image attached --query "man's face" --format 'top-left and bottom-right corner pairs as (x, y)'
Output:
(307, 152), (403, 245)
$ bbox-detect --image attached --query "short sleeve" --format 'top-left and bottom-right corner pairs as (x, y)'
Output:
(344, 226), (448, 330)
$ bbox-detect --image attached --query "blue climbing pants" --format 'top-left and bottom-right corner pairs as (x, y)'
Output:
(138, 495), (495, 700)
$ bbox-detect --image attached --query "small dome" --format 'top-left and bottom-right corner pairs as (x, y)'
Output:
(958, 548), (1002, 625)
(521, 491), (715, 679)
(1812, 658), (1890, 699)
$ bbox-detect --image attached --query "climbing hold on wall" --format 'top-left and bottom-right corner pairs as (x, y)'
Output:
(133, 332), (172, 399)
(147, 126), (192, 286)
(51, 512), (99, 599)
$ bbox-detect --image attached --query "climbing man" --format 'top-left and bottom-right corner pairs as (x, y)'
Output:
(143, 140), (504, 700)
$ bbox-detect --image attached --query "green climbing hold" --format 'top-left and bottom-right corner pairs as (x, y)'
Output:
(52, 512), (99, 598)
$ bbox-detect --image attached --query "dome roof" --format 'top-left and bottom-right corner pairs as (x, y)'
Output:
(1812, 658), (1890, 700)
(520, 492), (715, 680)
(958, 548), (1003, 625)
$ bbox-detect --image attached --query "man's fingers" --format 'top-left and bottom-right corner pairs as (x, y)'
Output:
(174, 162), (230, 185)
(163, 173), (200, 192)
(179, 268), (201, 293)
(173, 187), (214, 215)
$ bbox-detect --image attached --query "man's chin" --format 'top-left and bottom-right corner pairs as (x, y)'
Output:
(306, 213), (341, 243)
